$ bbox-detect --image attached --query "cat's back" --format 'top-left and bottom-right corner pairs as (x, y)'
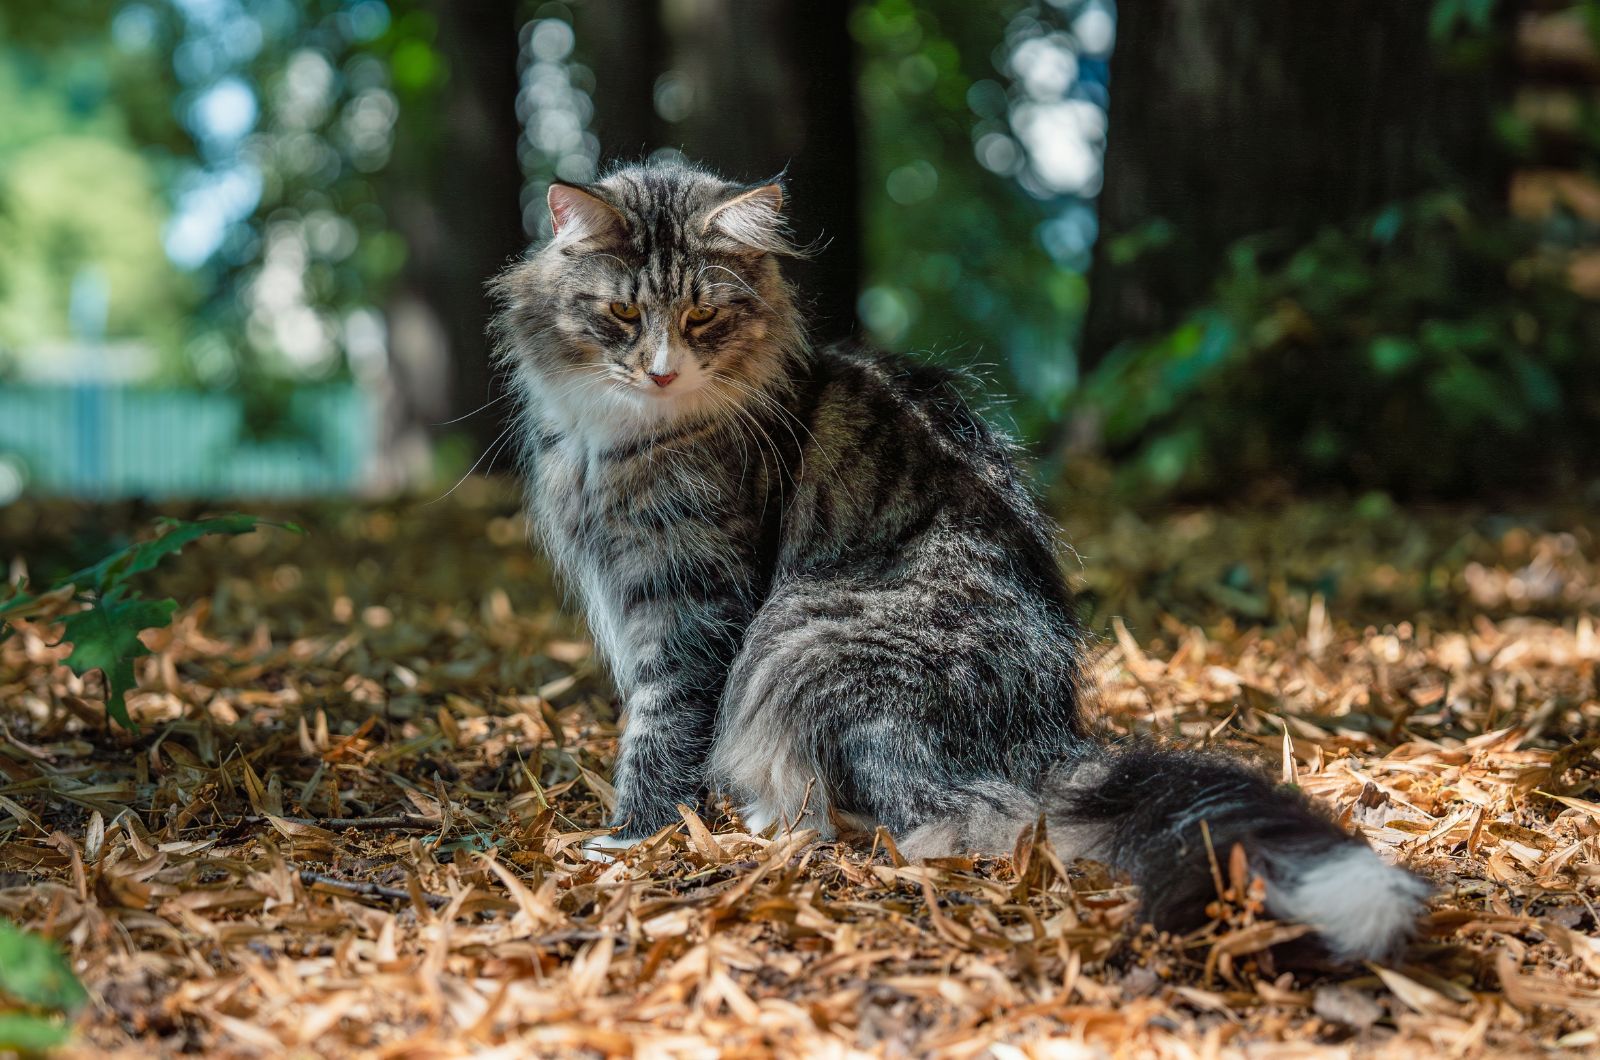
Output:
(804, 344), (1047, 527)
(802, 343), (1013, 467)
(784, 343), (1058, 575)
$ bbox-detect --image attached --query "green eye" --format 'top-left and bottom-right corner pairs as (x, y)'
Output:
(686, 305), (717, 324)
(610, 301), (640, 321)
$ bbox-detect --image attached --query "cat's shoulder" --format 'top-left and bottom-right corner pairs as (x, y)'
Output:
(814, 341), (997, 442)
(814, 341), (970, 401)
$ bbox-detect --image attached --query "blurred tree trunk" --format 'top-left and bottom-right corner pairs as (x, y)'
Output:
(580, 0), (861, 341)
(380, 1), (526, 480)
(776, 0), (863, 342)
(574, 2), (667, 160)
(1080, 0), (1512, 373)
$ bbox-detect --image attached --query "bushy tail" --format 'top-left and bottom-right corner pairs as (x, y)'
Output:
(1043, 743), (1430, 963)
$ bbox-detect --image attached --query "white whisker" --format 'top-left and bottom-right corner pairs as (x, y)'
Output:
(426, 422), (517, 504)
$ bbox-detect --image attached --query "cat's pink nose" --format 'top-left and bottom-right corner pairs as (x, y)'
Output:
(648, 371), (678, 388)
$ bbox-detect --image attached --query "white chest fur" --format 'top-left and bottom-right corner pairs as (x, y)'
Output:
(528, 438), (634, 685)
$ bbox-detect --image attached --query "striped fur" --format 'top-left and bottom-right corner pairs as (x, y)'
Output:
(490, 160), (1428, 962)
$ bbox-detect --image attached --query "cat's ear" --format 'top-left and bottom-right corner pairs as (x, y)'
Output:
(703, 183), (792, 256)
(547, 182), (626, 246)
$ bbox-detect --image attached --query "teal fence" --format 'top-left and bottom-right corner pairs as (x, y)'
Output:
(0, 384), (372, 498)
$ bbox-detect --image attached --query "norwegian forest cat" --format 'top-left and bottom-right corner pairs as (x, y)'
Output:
(490, 161), (1429, 962)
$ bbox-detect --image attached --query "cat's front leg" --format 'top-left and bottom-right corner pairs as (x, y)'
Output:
(578, 549), (754, 859)
(586, 683), (716, 857)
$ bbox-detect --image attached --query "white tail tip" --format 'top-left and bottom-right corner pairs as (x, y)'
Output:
(1266, 844), (1431, 962)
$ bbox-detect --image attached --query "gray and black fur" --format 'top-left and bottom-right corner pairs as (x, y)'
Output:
(491, 161), (1429, 963)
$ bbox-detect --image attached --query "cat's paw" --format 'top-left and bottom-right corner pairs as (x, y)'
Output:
(581, 831), (640, 862)
(739, 804), (776, 836)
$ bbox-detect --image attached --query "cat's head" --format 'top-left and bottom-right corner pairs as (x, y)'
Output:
(493, 161), (805, 436)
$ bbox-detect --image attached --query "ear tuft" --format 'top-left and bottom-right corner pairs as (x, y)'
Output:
(703, 183), (792, 255)
(547, 182), (626, 245)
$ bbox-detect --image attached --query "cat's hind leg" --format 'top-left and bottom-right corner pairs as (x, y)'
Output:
(710, 578), (1056, 858)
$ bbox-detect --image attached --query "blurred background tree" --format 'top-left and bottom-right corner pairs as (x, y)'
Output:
(1, 0), (1597, 502)
(0, 1), (192, 369)
(1076, 0), (1600, 498)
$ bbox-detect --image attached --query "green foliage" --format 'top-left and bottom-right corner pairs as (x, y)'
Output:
(0, 921), (86, 1012)
(1429, 0), (1497, 41)
(0, 917), (86, 1053)
(158, 0), (417, 386)
(1082, 193), (1600, 497)
(57, 592), (179, 731)
(0, 0), (421, 390)
(62, 513), (276, 589)
(0, 43), (193, 372)
(1, 515), (300, 730)
(854, 0), (1092, 439)
(0, 1013), (71, 1053)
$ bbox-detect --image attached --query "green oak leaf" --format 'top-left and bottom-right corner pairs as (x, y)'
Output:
(0, 920), (86, 1014)
(0, 581), (32, 617)
(0, 585), (34, 645)
(65, 515), (302, 592)
(0, 1013), (71, 1052)
(59, 589), (177, 731)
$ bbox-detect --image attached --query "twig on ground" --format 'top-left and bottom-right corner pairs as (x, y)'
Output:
(298, 869), (450, 908)
(247, 814), (436, 830)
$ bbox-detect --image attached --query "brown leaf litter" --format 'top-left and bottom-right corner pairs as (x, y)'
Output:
(1, 479), (1597, 1057)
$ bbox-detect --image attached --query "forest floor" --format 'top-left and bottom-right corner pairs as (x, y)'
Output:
(1, 477), (1598, 1058)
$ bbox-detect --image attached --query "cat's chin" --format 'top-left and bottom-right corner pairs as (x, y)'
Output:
(613, 382), (709, 421)
(557, 383), (730, 451)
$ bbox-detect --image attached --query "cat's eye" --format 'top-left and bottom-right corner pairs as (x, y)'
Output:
(685, 305), (717, 325)
(610, 301), (641, 321)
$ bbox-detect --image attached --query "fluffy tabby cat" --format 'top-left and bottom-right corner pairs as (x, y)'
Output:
(490, 161), (1429, 962)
